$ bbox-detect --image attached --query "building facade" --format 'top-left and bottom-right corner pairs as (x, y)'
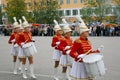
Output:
(0, 0), (119, 23)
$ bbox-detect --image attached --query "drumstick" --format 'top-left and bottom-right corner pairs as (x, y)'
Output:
(77, 49), (92, 62)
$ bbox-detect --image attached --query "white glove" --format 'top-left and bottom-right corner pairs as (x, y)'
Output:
(56, 42), (60, 45)
(21, 43), (25, 46)
(66, 50), (71, 55)
(11, 39), (15, 43)
(77, 54), (86, 59)
(98, 45), (104, 52)
(32, 39), (35, 42)
(64, 46), (71, 50)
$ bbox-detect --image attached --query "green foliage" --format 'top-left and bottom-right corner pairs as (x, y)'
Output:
(0, 5), (2, 24)
(5, 0), (27, 23)
(33, 0), (61, 24)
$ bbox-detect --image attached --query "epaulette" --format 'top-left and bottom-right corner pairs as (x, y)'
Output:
(88, 40), (91, 45)
(75, 38), (81, 43)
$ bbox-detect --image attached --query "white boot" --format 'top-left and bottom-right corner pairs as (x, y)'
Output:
(53, 68), (59, 80)
(62, 73), (68, 80)
(13, 62), (17, 74)
(29, 64), (36, 79)
(18, 61), (22, 72)
(22, 65), (28, 79)
(66, 67), (71, 80)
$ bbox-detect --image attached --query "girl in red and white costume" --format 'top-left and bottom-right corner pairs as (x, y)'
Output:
(69, 17), (104, 80)
(51, 20), (63, 80)
(58, 19), (73, 80)
(19, 16), (37, 79)
(8, 17), (22, 75)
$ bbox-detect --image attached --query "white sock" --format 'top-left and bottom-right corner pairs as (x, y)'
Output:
(29, 64), (36, 78)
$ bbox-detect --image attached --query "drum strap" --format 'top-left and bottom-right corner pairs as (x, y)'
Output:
(25, 32), (32, 43)
(77, 49), (92, 62)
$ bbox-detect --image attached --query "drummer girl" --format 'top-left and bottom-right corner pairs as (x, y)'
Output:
(51, 20), (63, 80)
(58, 19), (73, 80)
(8, 17), (21, 75)
(19, 16), (36, 79)
(69, 17), (103, 80)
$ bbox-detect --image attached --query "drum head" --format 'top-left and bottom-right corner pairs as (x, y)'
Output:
(83, 53), (103, 63)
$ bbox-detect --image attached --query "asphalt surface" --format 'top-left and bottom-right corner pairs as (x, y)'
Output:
(0, 36), (120, 80)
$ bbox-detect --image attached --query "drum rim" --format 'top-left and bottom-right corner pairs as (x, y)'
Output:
(83, 59), (103, 64)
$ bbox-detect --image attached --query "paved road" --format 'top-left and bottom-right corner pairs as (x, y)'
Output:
(0, 36), (120, 80)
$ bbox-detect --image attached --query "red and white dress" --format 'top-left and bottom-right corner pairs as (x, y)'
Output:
(51, 34), (63, 61)
(58, 36), (73, 66)
(19, 31), (37, 57)
(69, 37), (99, 79)
(8, 32), (18, 56)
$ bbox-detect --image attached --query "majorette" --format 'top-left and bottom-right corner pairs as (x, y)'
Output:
(51, 19), (63, 80)
(19, 16), (37, 79)
(69, 16), (104, 80)
(58, 18), (73, 80)
(8, 17), (21, 75)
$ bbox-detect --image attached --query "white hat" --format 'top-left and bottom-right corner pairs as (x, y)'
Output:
(13, 17), (20, 29)
(79, 26), (90, 34)
(53, 20), (62, 32)
(19, 19), (24, 29)
(62, 19), (72, 33)
(76, 16), (89, 34)
(22, 16), (31, 28)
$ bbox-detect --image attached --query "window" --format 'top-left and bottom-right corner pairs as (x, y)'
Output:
(59, 10), (64, 16)
(28, 2), (32, 7)
(34, 1), (37, 6)
(59, 0), (63, 5)
(74, 0), (77, 4)
(66, 10), (71, 16)
(80, 0), (84, 3)
(72, 9), (78, 15)
(66, 0), (70, 4)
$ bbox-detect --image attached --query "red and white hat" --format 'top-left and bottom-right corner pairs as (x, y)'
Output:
(62, 18), (72, 33)
(76, 16), (89, 34)
(13, 17), (20, 29)
(53, 20), (62, 32)
(22, 16), (32, 28)
(19, 19), (24, 30)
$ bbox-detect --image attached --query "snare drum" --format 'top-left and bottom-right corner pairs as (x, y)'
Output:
(22, 42), (37, 57)
(83, 53), (106, 77)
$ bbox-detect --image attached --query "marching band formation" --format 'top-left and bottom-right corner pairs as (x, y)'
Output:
(8, 16), (105, 80)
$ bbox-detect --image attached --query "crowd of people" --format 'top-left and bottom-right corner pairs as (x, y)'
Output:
(0, 22), (120, 37)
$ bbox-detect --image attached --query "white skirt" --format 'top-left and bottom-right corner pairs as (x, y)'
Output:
(22, 42), (37, 57)
(70, 61), (88, 80)
(10, 45), (19, 56)
(60, 54), (72, 67)
(53, 49), (61, 61)
(18, 47), (24, 58)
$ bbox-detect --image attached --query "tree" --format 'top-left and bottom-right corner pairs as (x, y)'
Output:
(82, 0), (107, 22)
(5, 0), (28, 23)
(34, 0), (61, 24)
(0, 5), (2, 24)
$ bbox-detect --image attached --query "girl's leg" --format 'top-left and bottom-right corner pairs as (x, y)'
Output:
(54, 61), (59, 80)
(13, 56), (17, 74)
(28, 56), (36, 78)
(21, 58), (27, 79)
